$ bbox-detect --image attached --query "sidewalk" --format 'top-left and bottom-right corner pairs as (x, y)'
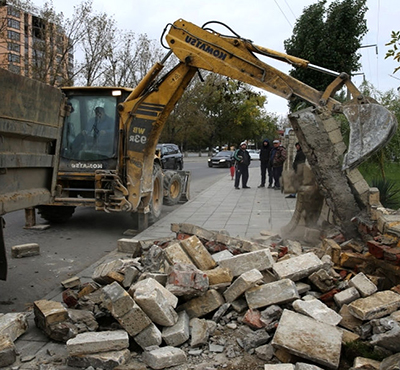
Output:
(9, 164), (296, 369)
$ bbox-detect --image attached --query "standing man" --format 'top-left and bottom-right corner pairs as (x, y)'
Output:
(234, 141), (251, 189)
(258, 139), (272, 188)
(270, 139), (287, 190)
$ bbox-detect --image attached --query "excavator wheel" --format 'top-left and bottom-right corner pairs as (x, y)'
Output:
(149, 163), (163, 223)
(163, 171), (184, 206)
(37, 205), (75, 223)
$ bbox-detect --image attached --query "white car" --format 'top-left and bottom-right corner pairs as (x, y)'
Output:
(248, 149), (260, 160)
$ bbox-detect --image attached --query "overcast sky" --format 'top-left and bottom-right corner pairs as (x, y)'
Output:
(35, 0), (399, 116)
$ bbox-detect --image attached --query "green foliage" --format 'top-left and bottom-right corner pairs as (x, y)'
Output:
(162, 73), (277, 151)
(284, 0), (368, 112)
(369, 178), (400, 210)
(385, 30), (400, 74)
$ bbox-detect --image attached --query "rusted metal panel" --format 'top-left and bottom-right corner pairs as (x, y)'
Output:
(0, 68), (65, 214)
(0, 68), (65, 280)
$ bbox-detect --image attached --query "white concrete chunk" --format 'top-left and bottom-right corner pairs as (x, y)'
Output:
(218, 249), (274, 277)
(67, 349), (130, 370)
(245, 279), (299, 309)
(162, 311), (190, 347)
(142, 346), (187, 369)
(223, 268), (263, 303)
(349, 272), (377, 297)
(333, 287), (360, 307)
(348, 290), (400, 321)
(67, 330), (129, 356)
(134, 323), (162, 349)
(292, 299), (342, 326)
(295, 363), (324, 370)
(272, 309), (342, 369)
(0, 313), (29, 342)
(272, 252), (323, 281)
(264, 365), (294, 370)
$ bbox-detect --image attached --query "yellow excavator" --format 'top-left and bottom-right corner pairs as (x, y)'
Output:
(0, 19), (397, 279)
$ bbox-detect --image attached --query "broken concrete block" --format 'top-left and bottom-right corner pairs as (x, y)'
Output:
(134, 281), (178, 327)
(133, 277), (178, 308)
(380, 352), (400, 370)
(180, 235), (217, 270)
(67, 349), (131, 370)
(338, 305), (363, 332)
(77, 282), (100, 298)
(272, 252), (323, 282)
(349, 272), (378, 297)
(292, 298), (342, 326)
(164, 242), (195, 266)
(255, 343), (275, 361)
(117, 238), (141, 256)
(205, 266), (233, 286)
(189, 318), (209, 347)
(142, 346), (187, 369)
(322, 238), (341, 265)
(67, 330), (129, 356)
(240, 328), (270, 351)
(339, 327), (360, 344)
(101, 281), (152, 336)
(11, 242), (40, 258)
(162, 311), (190, 347)
(264, 365), (295, 370)
(122, 266), (140, 288)
(0, 335), (16, 368)
(339, 252), (368, 268)
(92, 259), (126, 285)
(308, 269), (336, 293)
(218, 249), (274, 277)
(295, 363), (324, 370)
(371, 323), (400, 352)
(166, 263), (209, 296)
(212, 249), (234, 262)
(134, 323), (162, 349)
(68, 309), (99, 333)
(34, 300), (69, 334)
(139, 272), (168, 286)
(245, 279), (299, 309)
(272, 309), (342, 369)
(223, 268), (263, 303)
(348, 290), (400, 320)
(334, 287), (360, 307)
(61, 276), (81, 289)
(181, 289), (225, 319)
(0, 312), (29, 342)
(352, 356), (381, 369)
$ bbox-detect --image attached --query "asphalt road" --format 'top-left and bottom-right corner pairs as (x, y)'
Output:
(0, 156), (231, 313)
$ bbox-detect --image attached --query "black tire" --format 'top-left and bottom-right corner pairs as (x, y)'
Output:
(149, 163), (163, 223)
(163, 171), (184, 206)
(208, 162), (212, 167)
(37, 206), (75, 223)
(177, 161), (183, 170)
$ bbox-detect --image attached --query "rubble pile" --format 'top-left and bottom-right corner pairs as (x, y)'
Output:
(3, 217), (400, 369)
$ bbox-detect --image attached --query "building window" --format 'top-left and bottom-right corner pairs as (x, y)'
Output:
(7, 6), (21, 18)
(9, 64), (21, 74)
(7, 30), (20, 41)
(7, 18), (20, 30)
(7, 42), (20, 53)
(8, 53), (21, 63)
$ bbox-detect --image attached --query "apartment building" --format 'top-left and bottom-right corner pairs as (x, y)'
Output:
(0, 0), (73, 85)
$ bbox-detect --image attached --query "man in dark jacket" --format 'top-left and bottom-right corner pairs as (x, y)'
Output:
(270, 139), (287, 190)
(233, 142), (251, 189)
(258, 139), (272, 188)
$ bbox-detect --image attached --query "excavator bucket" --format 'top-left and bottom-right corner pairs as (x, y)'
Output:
(342, 102), (398, 170)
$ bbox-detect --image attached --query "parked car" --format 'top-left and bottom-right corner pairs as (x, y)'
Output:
(248, 149), (260, 160)
(208, 150), (234, 168)
(156, 143), (184, 170)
